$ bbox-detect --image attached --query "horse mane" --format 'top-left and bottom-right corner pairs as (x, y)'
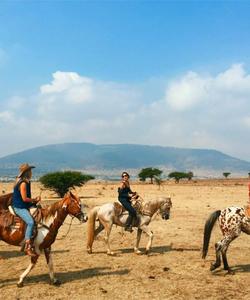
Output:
(41, 199), (64, 219)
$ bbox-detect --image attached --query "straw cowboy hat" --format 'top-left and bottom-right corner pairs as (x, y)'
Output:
(18, 163), (35, 178)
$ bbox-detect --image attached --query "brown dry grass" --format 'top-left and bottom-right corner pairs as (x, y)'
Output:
(1, 179), (250, 299)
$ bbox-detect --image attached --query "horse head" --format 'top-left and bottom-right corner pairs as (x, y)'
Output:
(62, 191), (88, 223)
(159, 197), (172, 220)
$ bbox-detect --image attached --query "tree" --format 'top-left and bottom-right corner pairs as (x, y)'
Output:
(168, 171), (193, 183)
(40, 171), (95, 198)
(223, 172), (231, 179)
(138, 167), (163, 184)
(187, 171), (194, 181)
(154, 176), (163, 190)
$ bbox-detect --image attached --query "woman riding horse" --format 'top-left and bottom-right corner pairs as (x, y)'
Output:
(118, 171), (138, 232)
(12, 163), (41, 257)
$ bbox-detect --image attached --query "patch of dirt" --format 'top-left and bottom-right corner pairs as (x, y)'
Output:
(0, 179), (250, 299)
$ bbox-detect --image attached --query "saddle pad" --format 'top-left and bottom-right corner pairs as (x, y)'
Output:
(8, 205), (38, 217)
(113, 202), (125, 216)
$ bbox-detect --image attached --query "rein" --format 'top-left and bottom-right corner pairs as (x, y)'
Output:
(56, 216), (74, 240)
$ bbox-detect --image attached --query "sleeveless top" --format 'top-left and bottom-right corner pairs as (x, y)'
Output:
(13, 180), (32, 209)
(118, 183), (132, 201)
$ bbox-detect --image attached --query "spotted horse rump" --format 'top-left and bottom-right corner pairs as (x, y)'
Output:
(202, 205), (250, 274)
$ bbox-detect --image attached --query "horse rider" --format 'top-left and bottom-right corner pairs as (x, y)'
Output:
(118, 171), (138, 232)
(12, 163), (41, 257)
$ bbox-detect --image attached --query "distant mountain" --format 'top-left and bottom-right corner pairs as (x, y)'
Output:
(0, 142), (249, 179)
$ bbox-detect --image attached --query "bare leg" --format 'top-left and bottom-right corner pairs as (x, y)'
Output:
(134, 228), (142, 254)
(44, 248), (61, 285)
(17, 255), (39, 287)
(140, 225), (154, 254)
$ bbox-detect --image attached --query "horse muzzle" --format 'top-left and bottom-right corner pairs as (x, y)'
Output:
(76, 212), (88, 223)
(162, 213), (170, 220)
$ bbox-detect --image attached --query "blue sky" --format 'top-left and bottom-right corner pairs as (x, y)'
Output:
(0, 1), (250, 161)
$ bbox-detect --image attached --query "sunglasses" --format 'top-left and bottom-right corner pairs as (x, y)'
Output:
(122, 174), (128, 177)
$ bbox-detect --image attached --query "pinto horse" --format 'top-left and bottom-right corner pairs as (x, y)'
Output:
(86, 196), (172, 255)
(202, 206), (250, 274)
(0, 191), (88, 287)
(0, 192), (13, 210)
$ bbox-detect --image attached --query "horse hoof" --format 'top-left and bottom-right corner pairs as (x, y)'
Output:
(51, 279), (61, 286)
(227, 269), (235, 275)
(107, 251), (114, 256)
(134, 249), (142, 255)
(17, 282), (24, 288)
(87, 249), (92, 254)
(210, 263), (220, 271)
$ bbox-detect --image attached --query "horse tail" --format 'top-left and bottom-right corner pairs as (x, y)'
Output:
(202, 210), (221, 259)
(86, 206), (99, 253)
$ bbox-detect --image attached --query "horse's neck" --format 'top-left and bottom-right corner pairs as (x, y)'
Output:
(41, 200), (68, 230)
(143, 199), (163, 217)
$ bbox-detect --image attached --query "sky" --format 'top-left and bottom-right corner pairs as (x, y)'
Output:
(0, 0), (250, 161)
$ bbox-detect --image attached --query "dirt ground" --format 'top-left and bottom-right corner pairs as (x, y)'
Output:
(1, 179), (250, 299)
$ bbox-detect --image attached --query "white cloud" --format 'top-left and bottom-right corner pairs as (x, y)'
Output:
(165, 64), (250, 111)
(165, 71), (210, 110)
(0, 111), (14, 123)
(40, 71), (93, 103)
(1, 65), (250, 161)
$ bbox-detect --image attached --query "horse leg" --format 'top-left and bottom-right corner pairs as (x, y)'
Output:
(210, 242), (221, 271)
(94, 222), (104, 238)
(17, 255), (39, 287)
(134, 228), (143, 254)
(140, 225), (153, 254)
(221, 233), (239, 274)
(44, 247), (61, 285)
(87, 222), (104, 254)
(102, 221), (114, 255)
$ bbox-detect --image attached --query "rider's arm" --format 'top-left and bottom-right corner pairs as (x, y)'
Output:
(20, 182), (40, 203)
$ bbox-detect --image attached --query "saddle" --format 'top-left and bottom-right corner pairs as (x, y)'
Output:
(0, 205), (43, 230)
(113, 199), (143, 217)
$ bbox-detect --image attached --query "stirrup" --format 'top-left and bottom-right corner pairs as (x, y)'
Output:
(24, 242), (37, 257)
(125, 225), (133, 232)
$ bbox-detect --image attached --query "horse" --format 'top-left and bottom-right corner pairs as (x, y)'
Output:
(202, 206), (250, 274)
(0, 192), (13, 210)
(0, 191), (88, 287)
(86, 196), (172, 255)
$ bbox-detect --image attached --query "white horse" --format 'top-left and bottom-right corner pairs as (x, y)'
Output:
(86, 196), (172, 255)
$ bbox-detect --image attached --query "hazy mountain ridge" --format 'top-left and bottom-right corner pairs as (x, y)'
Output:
(0, 142), (249, 179)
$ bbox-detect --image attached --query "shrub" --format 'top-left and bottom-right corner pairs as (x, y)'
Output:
(223, 172), (231, 179)
(168, 171), (194, 183)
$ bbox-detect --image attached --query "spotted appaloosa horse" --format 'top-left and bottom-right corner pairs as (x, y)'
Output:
(202, 206), (250, 274)
(86, 196), (172, 255)
(0, 192), (88, 287)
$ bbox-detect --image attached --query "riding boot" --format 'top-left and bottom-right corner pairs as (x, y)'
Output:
(24, 240), (37, 257)
(125, 215), (133, 232)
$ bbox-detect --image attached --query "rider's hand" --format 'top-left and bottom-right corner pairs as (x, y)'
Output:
(34, 196), (41, 203)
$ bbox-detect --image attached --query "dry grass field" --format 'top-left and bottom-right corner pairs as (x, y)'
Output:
(1, 179), (250, 299)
